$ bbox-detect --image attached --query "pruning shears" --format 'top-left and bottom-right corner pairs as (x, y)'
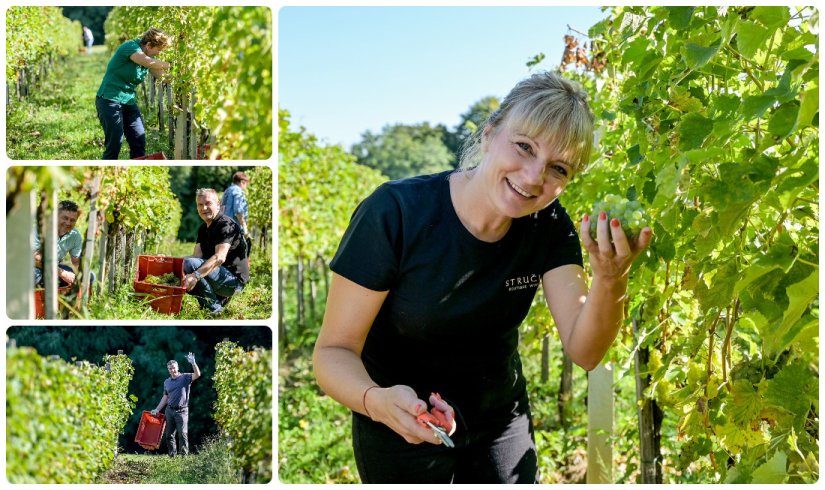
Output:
(415, 392), (455, 448)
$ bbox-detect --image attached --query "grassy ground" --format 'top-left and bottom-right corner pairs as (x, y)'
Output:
(99, 436), (241, 484)
(80, 242), (272, 320)
(6, 46), (171, 159)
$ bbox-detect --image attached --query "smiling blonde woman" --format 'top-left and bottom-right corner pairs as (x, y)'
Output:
(314, 71), (653, 483)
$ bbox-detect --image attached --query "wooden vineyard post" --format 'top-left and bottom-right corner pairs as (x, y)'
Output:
(188, 88), (197, 160)
(149, 73), (156, 107)
(278, 269), (287, 350)
(97, 219), (108, 295)
(166, 84), (174, 150)
(174, 90), (189, 159)
(81, 175), (100, 308)
(587, 362), (614, 483)
(634, 318), (663, 483)
(158, 81), (165, 132)
(6, 190), (35, 319)
(42, 191), (58, 319)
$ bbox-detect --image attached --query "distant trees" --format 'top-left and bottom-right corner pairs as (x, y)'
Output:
(351, 96), (500, 179)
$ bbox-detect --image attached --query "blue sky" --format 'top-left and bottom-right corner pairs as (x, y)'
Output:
(278, 6), (608, 149)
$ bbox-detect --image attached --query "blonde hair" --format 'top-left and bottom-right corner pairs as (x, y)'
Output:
(140, 28), (172, 50)
(459, 71), (594, 175)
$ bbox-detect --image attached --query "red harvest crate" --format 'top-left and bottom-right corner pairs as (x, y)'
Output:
(133, 255), (186, 314)
(33, 285), (92, 319)
(33, 286), (70, 319)
(135, 411), (166, 450)
(132, 152), (167, 160)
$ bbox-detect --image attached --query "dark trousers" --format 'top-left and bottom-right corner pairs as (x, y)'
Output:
(95, 96), (146, 160)
(352, 408), (539, 483)
(164, 407), (189, 456)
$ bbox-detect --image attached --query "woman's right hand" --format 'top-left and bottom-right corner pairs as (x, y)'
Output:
(364, 385), (450, 445)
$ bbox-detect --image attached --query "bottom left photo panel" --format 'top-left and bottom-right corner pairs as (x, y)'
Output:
(5, 325), (272, 484)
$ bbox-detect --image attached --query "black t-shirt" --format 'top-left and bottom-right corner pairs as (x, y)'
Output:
(197, 212), (250, 284)
(330, 171), (583, 428)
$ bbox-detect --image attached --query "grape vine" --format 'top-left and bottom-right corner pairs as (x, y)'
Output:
(554, 6), (818, 483)
(213, 340), (273, 483)
(6, 346), (136, 483)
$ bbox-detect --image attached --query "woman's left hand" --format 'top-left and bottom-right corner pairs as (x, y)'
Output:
(580, 212), (652, 282)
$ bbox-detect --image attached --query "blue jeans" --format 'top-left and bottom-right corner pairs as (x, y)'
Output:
(95, 96), (146, 160)
(34, 264), (95, 288)
(183, 257), (243, 313)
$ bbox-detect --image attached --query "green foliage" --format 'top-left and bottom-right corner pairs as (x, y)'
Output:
(97, 166), (182, 249)
(279, 354), (360, 483)
(449, 95), (501, 162)
(104, 7), (272, 159)
(564, 5), (819, 483)
(6, 347), (135, 483)
(351, 122), (455, 179)
(279, 109), (387, 266)
(245, 166), (273, 242)
(6, 7), (81, 82)
(213, 340), (272, 483)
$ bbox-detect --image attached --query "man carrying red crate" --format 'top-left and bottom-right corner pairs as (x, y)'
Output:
(151, 352), (201, 457)
(33, 200), (95, 288)
(182, 188), (250, 315)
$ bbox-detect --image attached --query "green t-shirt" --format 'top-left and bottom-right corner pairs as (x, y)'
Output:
(97, 39), (149, 104)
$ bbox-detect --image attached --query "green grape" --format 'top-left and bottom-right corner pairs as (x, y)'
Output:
(588, 194), (650, 241)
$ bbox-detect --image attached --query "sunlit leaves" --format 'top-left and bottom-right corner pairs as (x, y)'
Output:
(6, 348), (135, 483)
(213, 341), (272, 482)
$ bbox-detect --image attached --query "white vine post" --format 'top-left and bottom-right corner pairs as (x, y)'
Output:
(81, 175), (100, 308)
(6, 191), (35, 319)
(42, 191), (58, 319)
(587, 362), (614, 483)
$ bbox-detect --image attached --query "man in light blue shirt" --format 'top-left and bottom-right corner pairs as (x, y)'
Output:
(33, 200), (94, 287)
(221, 171), (251, 253)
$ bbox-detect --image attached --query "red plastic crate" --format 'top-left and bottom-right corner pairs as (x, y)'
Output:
(133, 255), (186, 314)
(132, 152), (167, 160)
(196, 144), (222, 160)
(135, 411), (166, 450)
(34, 286), (71, 319)
(33, 284), (92, 319)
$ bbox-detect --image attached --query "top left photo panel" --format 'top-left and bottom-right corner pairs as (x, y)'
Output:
(6, 5), (272, 160)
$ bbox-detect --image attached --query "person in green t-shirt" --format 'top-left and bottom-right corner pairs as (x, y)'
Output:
(96, 27), (171, 160)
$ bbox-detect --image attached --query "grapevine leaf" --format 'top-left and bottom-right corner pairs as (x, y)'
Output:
(626, 144), (643, 166)
(665, 7), (694, 30)
(750, 451), (788, 483)
(683, 38), (721, 70)
(734, 233), (797, 294)
(742, 95), (775, 120)
(729, 379), (762, 426)
(751, 6), (791, 30)
(767, 102), (800, 138)
(734, 20), (770, 60)
(764, 270), (819, 357)
(677, 113), (713, 150)
(796, 86), (819, 129)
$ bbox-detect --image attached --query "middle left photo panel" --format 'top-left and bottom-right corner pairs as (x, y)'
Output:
(5, 165), (273, 320)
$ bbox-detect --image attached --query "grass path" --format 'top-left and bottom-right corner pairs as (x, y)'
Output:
(99, 437), (241, 484)
(6, 46), (171, 159)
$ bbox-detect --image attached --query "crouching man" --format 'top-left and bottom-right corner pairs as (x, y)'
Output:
(183, 188), (250, 315)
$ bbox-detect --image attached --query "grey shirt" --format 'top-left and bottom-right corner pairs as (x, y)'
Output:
(164, 373), (193, 408)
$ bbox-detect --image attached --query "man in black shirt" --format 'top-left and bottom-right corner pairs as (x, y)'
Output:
(183, 188), (250, 315)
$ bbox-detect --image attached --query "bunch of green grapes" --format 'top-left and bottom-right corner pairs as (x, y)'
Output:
(143, 273), (180, 286)
(589, 194), (649, 241)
